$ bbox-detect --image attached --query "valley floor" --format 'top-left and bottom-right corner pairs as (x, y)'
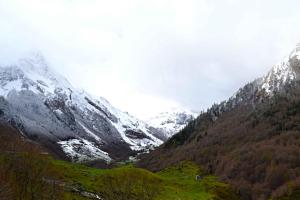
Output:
(0, 123), (237, 200)
(53, 160), (238, 200)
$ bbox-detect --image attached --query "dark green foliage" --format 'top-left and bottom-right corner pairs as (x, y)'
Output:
(165, 113), (213, 148)
(165, 120), (196, 147)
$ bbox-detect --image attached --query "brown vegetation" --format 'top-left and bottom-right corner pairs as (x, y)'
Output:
(138, 82), (300, 200)
(0, 124), (63, 200)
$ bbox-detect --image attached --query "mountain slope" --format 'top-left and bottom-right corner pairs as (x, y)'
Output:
(0, 53), (163, 162)
(138, 45), (300, 200)
(207, 44), (300, 121)
(145, 108), (197, 139)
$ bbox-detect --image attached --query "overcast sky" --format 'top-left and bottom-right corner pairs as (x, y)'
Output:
(0, 0), (300, 119)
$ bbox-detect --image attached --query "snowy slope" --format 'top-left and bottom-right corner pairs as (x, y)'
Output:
(208, 44), (300, 120)
(260, 45), (300, 94)
(0, 52), (163, 162)
(146, 108), (197, 138)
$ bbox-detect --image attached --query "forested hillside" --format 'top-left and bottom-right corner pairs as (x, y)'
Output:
(138, 81), (300, 200)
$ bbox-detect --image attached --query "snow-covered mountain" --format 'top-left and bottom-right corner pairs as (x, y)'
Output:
(145, 108), (197, 138)
(0, 53), (164, 163)
(260, 44), (300, 94)
(146, 45), (300, 138)
(208, 44), (300, 119)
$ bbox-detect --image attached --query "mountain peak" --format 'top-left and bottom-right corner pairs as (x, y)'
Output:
(0, 51), (166, 162)
(19, 51), (50, 75)
(145, 108), (197, 138)
(208, 45), (300, 120)
(296, 43), (300, 52)
(0, 52), (73, 96)
(289, 43), (300, 59)
(260, 45), (300, 95)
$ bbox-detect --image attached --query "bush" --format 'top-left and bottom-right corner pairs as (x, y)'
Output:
(97, 168), (161, 200)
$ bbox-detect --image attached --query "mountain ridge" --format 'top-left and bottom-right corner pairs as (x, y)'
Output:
(206, 44), (300, 121)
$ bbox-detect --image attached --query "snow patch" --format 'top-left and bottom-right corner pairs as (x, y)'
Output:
(77, 121), (102, 142)
(58, 139), (112, 163)
(261, 52), (297, 95)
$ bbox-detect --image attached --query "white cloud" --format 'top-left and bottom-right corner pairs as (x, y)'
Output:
(0, 0), (300, 118)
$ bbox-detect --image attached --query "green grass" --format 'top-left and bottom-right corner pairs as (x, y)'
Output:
(51, 159), (238, 200)
(0, 150), (238, 200)
(155, 162), (212, 200)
